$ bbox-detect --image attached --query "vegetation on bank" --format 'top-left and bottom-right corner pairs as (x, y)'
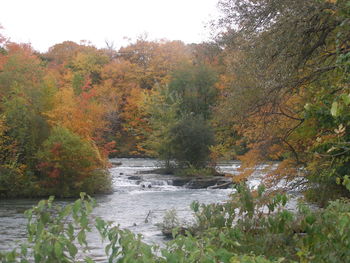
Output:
(1, 0), (349, 197)
(2, 184), (350, 262)
(213, 0), (350, 201)
(143, 63), (217, 170)
(1, 0), (350, 260)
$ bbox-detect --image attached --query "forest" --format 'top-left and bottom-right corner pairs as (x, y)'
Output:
(1, 0), (350, 262)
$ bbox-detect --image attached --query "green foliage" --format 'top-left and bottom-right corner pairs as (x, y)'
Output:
(230, 255), (282, 263)
(3, 186), (350, 262)
(143, 84), (180, 166)
(0, 44), (58, 197)
(185, 184), (296, 261)
(296, 199), (350, 262)
(145, 63), (218, 169)
(72, 73), (85, 95)
(214, 0), (350, 198)
(159, 183), (350, 262)
(168, 63), (218, 119)
(159, 208), (182, 237)
(2, 91), (50, 168)
(302, 2), (350, 196)
(169, 115), (214, 168)
(36, 126), (110, 197)
(96, 219), (158, 263)
(0, 193), (97, 263)
(0, 49), (53, 168)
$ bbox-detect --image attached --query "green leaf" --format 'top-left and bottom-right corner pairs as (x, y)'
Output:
(80, 214), (89, 228)
(85, 257), (96, 263)
(61, 205), (72, 218)
(331, 101), (339, 117)
(257, 184), (265, 197)
(67, 243), (78, 258)
(78, 230), (86, 246)
(54, 242), (63, 257)
(67, 223), (74, 240)
(342, 175), (350, 192)
(305, 215), (316, 225)
(304, 103), (311, 110)
(340, 94), (350, 105)
(105, 243), (111, 255)
(20, 244), (28, 256)
(191, 201), (199, 212)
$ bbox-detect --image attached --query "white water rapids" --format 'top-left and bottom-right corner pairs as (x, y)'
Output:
(0, 158), (304, 261)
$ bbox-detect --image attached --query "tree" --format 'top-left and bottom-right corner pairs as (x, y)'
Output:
(0, 43), (53, 168)
(0, 40), (113, 197)
(169, 115), (214, 168)
(145, 63), (218, 168)
(214, 0), (350, 190)
(99, 39), (192, 156)
(167, 63), (218, 119)
(118, 38), (191, 89)
(36, 126), (108, 197)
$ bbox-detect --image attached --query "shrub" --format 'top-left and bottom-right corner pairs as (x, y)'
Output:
(2, 185), (350, 262)
(36, 126), (110, 197)
(169, 115), (214, 168)
(144, 63), (218, 170)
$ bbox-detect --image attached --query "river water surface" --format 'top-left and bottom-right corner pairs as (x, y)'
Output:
(0, 158), (291, 261)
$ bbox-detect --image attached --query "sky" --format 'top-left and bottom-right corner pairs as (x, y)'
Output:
(0, 0), (221, 52)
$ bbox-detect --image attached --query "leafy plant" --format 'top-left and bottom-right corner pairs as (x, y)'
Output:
(36, 126), (110, 197)
(2, 185), (350, 262)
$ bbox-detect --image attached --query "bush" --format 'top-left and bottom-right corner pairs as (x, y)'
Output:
(0, 193), (97, 263)
(169, 115), (214, 168)
(144, 63), (218, 170)
(0, 166), (41, 198)
(0, 166), (23, 197)
(161, 183), (350, 262)
(2, 185), (350, 262)
(36, 126), (110, 197)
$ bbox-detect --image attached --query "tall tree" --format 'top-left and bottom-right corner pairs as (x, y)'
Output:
(215, 0), (350, 189)
(145, 63), (218, 168)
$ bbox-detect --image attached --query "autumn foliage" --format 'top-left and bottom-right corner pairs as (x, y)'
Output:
(36, 126), (109, 196)
(0, 32), (217, 197)
(1, 0), (349, 200)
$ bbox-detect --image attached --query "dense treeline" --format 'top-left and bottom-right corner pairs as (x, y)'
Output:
(0, 41), (113, 197)
(1, 0), (350, 202)
(0, 33), (221, 197)
(1, 0), (350, 262)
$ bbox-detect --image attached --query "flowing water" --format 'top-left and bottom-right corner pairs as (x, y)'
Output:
(0, 158), (296, 261)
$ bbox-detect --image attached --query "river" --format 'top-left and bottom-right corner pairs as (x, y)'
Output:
(0, 158), (296, 261)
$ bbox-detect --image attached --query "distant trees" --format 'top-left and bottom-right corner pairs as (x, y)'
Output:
(113, 39), (192, 155)
(0, 0), (348, 199)
(0, 41), (113, 197)
(0, 35), (224, 196)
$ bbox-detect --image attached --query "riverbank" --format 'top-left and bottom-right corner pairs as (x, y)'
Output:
(2, 177), (347, 263)
(0, 158), (236, 257)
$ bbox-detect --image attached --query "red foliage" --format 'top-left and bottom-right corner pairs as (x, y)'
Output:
(49, 167), (60, 179)
(81, 78), (92, 92)
(37, 161), (49, 170)
(101, 141), (116, 159)
(50, 143), (62, 156)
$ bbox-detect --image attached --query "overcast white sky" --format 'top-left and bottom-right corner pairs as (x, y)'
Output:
(0, 0), (220, 52)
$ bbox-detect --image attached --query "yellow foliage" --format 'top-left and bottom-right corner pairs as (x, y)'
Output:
(46, 86), (107, 141)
